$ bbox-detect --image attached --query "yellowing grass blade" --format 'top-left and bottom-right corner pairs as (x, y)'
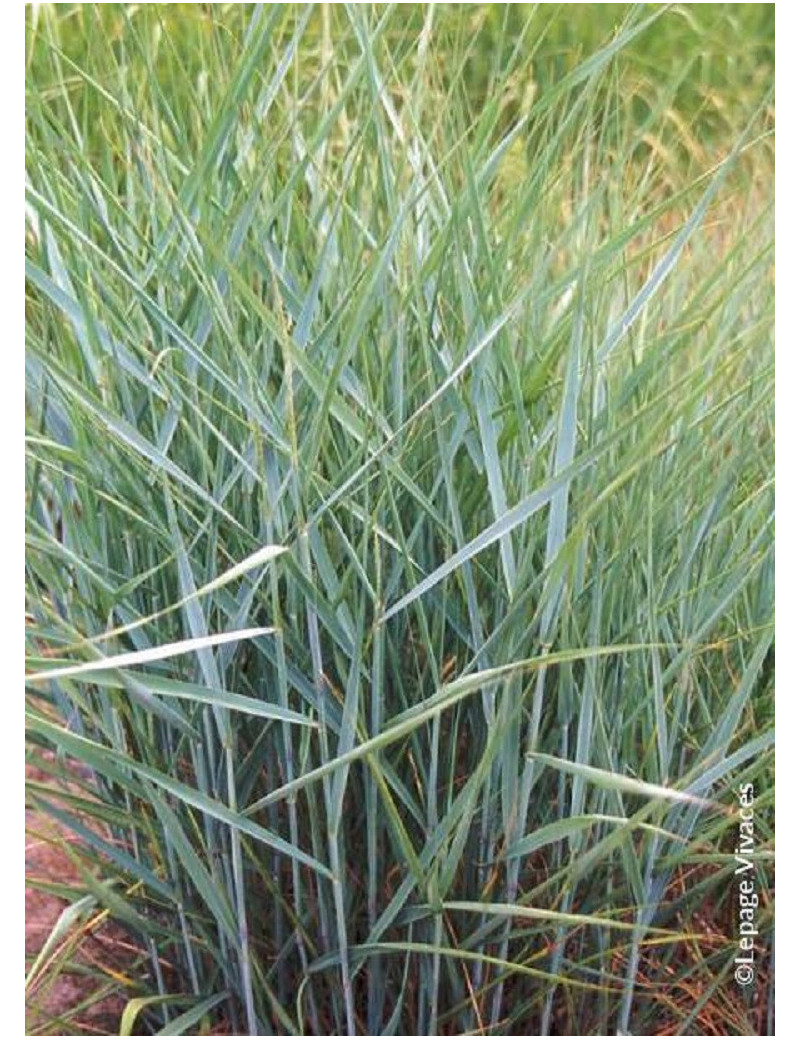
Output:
(26, 627), (275, 684)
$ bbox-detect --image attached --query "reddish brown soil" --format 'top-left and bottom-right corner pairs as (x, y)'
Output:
(25, 763), (131, 1036)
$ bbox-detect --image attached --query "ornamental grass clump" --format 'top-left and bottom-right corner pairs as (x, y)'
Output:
(26, 4), (774, 1035)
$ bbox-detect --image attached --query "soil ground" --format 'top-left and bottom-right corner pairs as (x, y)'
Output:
(25, 762), (130, 1036)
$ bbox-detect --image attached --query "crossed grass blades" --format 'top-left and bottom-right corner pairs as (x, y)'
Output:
(25, 4), (774, 1035)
